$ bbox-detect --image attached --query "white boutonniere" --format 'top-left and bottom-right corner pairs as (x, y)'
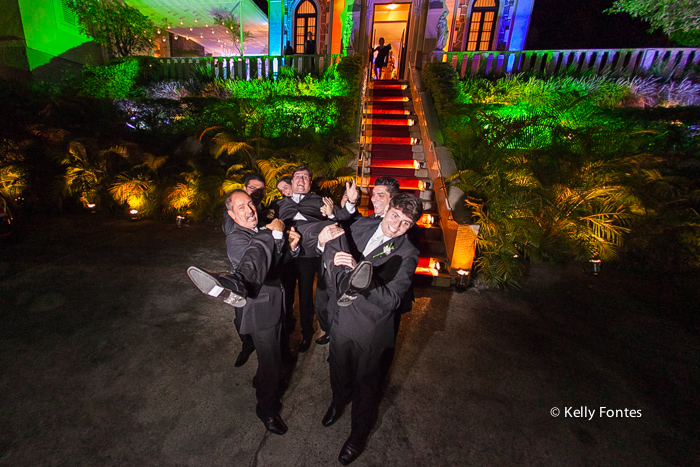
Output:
(373, 242), (395, 258)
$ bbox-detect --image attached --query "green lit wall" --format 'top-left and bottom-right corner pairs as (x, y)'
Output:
(17, 0), (94, 70)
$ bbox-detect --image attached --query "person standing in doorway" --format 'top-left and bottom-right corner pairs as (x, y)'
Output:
(304, 31), (316, 73)
(370, 37), (391, 80)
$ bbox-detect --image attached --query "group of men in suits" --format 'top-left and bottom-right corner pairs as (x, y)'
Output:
(187, 168), (421, 465)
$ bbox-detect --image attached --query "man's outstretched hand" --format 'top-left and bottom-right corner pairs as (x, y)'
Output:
(320, 197), (334, 217)
(333, 252), (357, 269)
(266, 219), (285, 232)
(318, 223), (345, 248)
(345, 180), (360, 205)
(288, 226), (300, 251)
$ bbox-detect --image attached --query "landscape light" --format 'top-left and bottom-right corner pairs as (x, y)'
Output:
(456, 269), (470, 289)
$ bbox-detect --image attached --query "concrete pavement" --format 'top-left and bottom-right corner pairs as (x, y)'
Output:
(0, 216), (697, 466)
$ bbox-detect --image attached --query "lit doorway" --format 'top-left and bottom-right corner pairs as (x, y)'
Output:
(371, 3), (411, 80)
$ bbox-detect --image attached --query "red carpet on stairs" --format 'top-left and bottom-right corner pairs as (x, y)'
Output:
(361, 80), (448, 279)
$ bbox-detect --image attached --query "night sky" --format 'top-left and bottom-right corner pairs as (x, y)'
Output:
(526, 0), (672, 50)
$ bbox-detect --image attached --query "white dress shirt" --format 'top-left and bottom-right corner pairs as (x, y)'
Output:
(362, 225), (390, 258)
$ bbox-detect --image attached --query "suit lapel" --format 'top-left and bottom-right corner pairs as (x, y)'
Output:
(355, 218), (382, 256)
(367, 235), (405, 264)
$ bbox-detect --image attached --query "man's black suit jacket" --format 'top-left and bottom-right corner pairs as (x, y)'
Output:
(277, 192), (355, 224)
(226, 223), (285, 335)
(325, 216), (419, 350)
(277, 192), (356, 256)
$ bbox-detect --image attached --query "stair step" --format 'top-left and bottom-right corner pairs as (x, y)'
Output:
(365, 129), (414, 138)
(370, 95), (410, 103)
(363, 136), (417, 145)
(364, 108), (413, 116)
(365, 176), (431, 191)
(368, 167), (422, 178)
(418, 242), (448, 257)
(418, 227), (444, 242)
(370, 153), (419, 161)
(369, 159), (423, 170)
(371, 82), (408, 90)
(363, 118), (416, 126)
(369, 90), (407, 97)
(364, 125), (417, 134)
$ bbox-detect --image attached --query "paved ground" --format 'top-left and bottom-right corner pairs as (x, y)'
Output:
(0, 215), (698, 466)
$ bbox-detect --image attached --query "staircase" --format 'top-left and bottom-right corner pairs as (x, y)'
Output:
(358, 79), (451, 286)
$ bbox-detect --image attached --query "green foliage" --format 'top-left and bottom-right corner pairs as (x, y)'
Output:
(422, 62), (460, 114)
(429, 73), (700, 287)
(335, 55), (364, 97)
(76, 58), (141, 98)
(606, 0), (700, 46)
(68, 0), (155, 57)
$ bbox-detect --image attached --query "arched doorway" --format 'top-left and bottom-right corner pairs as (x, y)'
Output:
(465, 0), (499, 51)
(294, 0), (318, 53)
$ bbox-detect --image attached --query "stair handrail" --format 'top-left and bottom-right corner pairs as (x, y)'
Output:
(357, 65), (372, 191)
(408, 66), (478, 278)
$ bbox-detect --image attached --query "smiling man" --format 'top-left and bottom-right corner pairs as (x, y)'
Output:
(276, 166), (360, 353)
(188, 189), (300, 436)
(316, 193), (422, 465)
(222, 173), (270, 236)
(369, 176), (400, 218)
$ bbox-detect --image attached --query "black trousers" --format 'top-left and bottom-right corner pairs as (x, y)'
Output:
(251, 322), (282, 416)
(295, 255), (319, 340)
(289, 220), (335, 339)
(314, 260), (330, 334)
(329, 328), (390, 438)
(230, 230), (283, 415)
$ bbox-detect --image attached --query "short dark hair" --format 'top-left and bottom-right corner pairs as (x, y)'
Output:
(374, 177), (400, 197)
(225, 189), (248, 211)
(244, 173), (265, 187)
(389, 193), (423, 223)
(276, 175), (292, 186)
(292, 166), (312, 180)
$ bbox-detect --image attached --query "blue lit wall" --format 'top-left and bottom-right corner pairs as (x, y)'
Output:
(508, 0), (534, 51)
(269, 0), (284, 55)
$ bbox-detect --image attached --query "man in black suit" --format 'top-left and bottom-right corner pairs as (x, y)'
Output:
(221, 173), (272, 367)
(189, 189), (300, 435)
(317, 193), (423, 465)
(313, 176), (400, 346)
(368, 176), (400, 219)
(222, 173), (271, 235)
(276, 166), (359, 353)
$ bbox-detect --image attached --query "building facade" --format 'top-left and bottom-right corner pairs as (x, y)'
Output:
(1, 0), (535, 81)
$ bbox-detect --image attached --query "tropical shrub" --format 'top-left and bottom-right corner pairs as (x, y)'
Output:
(76, 59), (138, 98)
(424, 70), (700, 286)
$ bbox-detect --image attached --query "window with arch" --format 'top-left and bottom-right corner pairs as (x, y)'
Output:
(466, 0), (498, 51)
(295, 0), (318, 53)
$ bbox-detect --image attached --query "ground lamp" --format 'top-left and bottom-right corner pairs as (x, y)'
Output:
(455, 269), (470, 289)
(587, 258), (601, 275)
(176, 215), (186, 228)
(129, 209), (139, 220)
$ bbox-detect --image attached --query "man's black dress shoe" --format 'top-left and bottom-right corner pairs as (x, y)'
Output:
(258, 413), (288, 435)
(298, 338), (311, 353)
(187, 266), (247, 307)
(338, 434), (366, 465)
(321, 403), (344, 427)
(315, 333), (330, 345)
(235, 345), (255, 367)
(337, 261), (373, 307)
